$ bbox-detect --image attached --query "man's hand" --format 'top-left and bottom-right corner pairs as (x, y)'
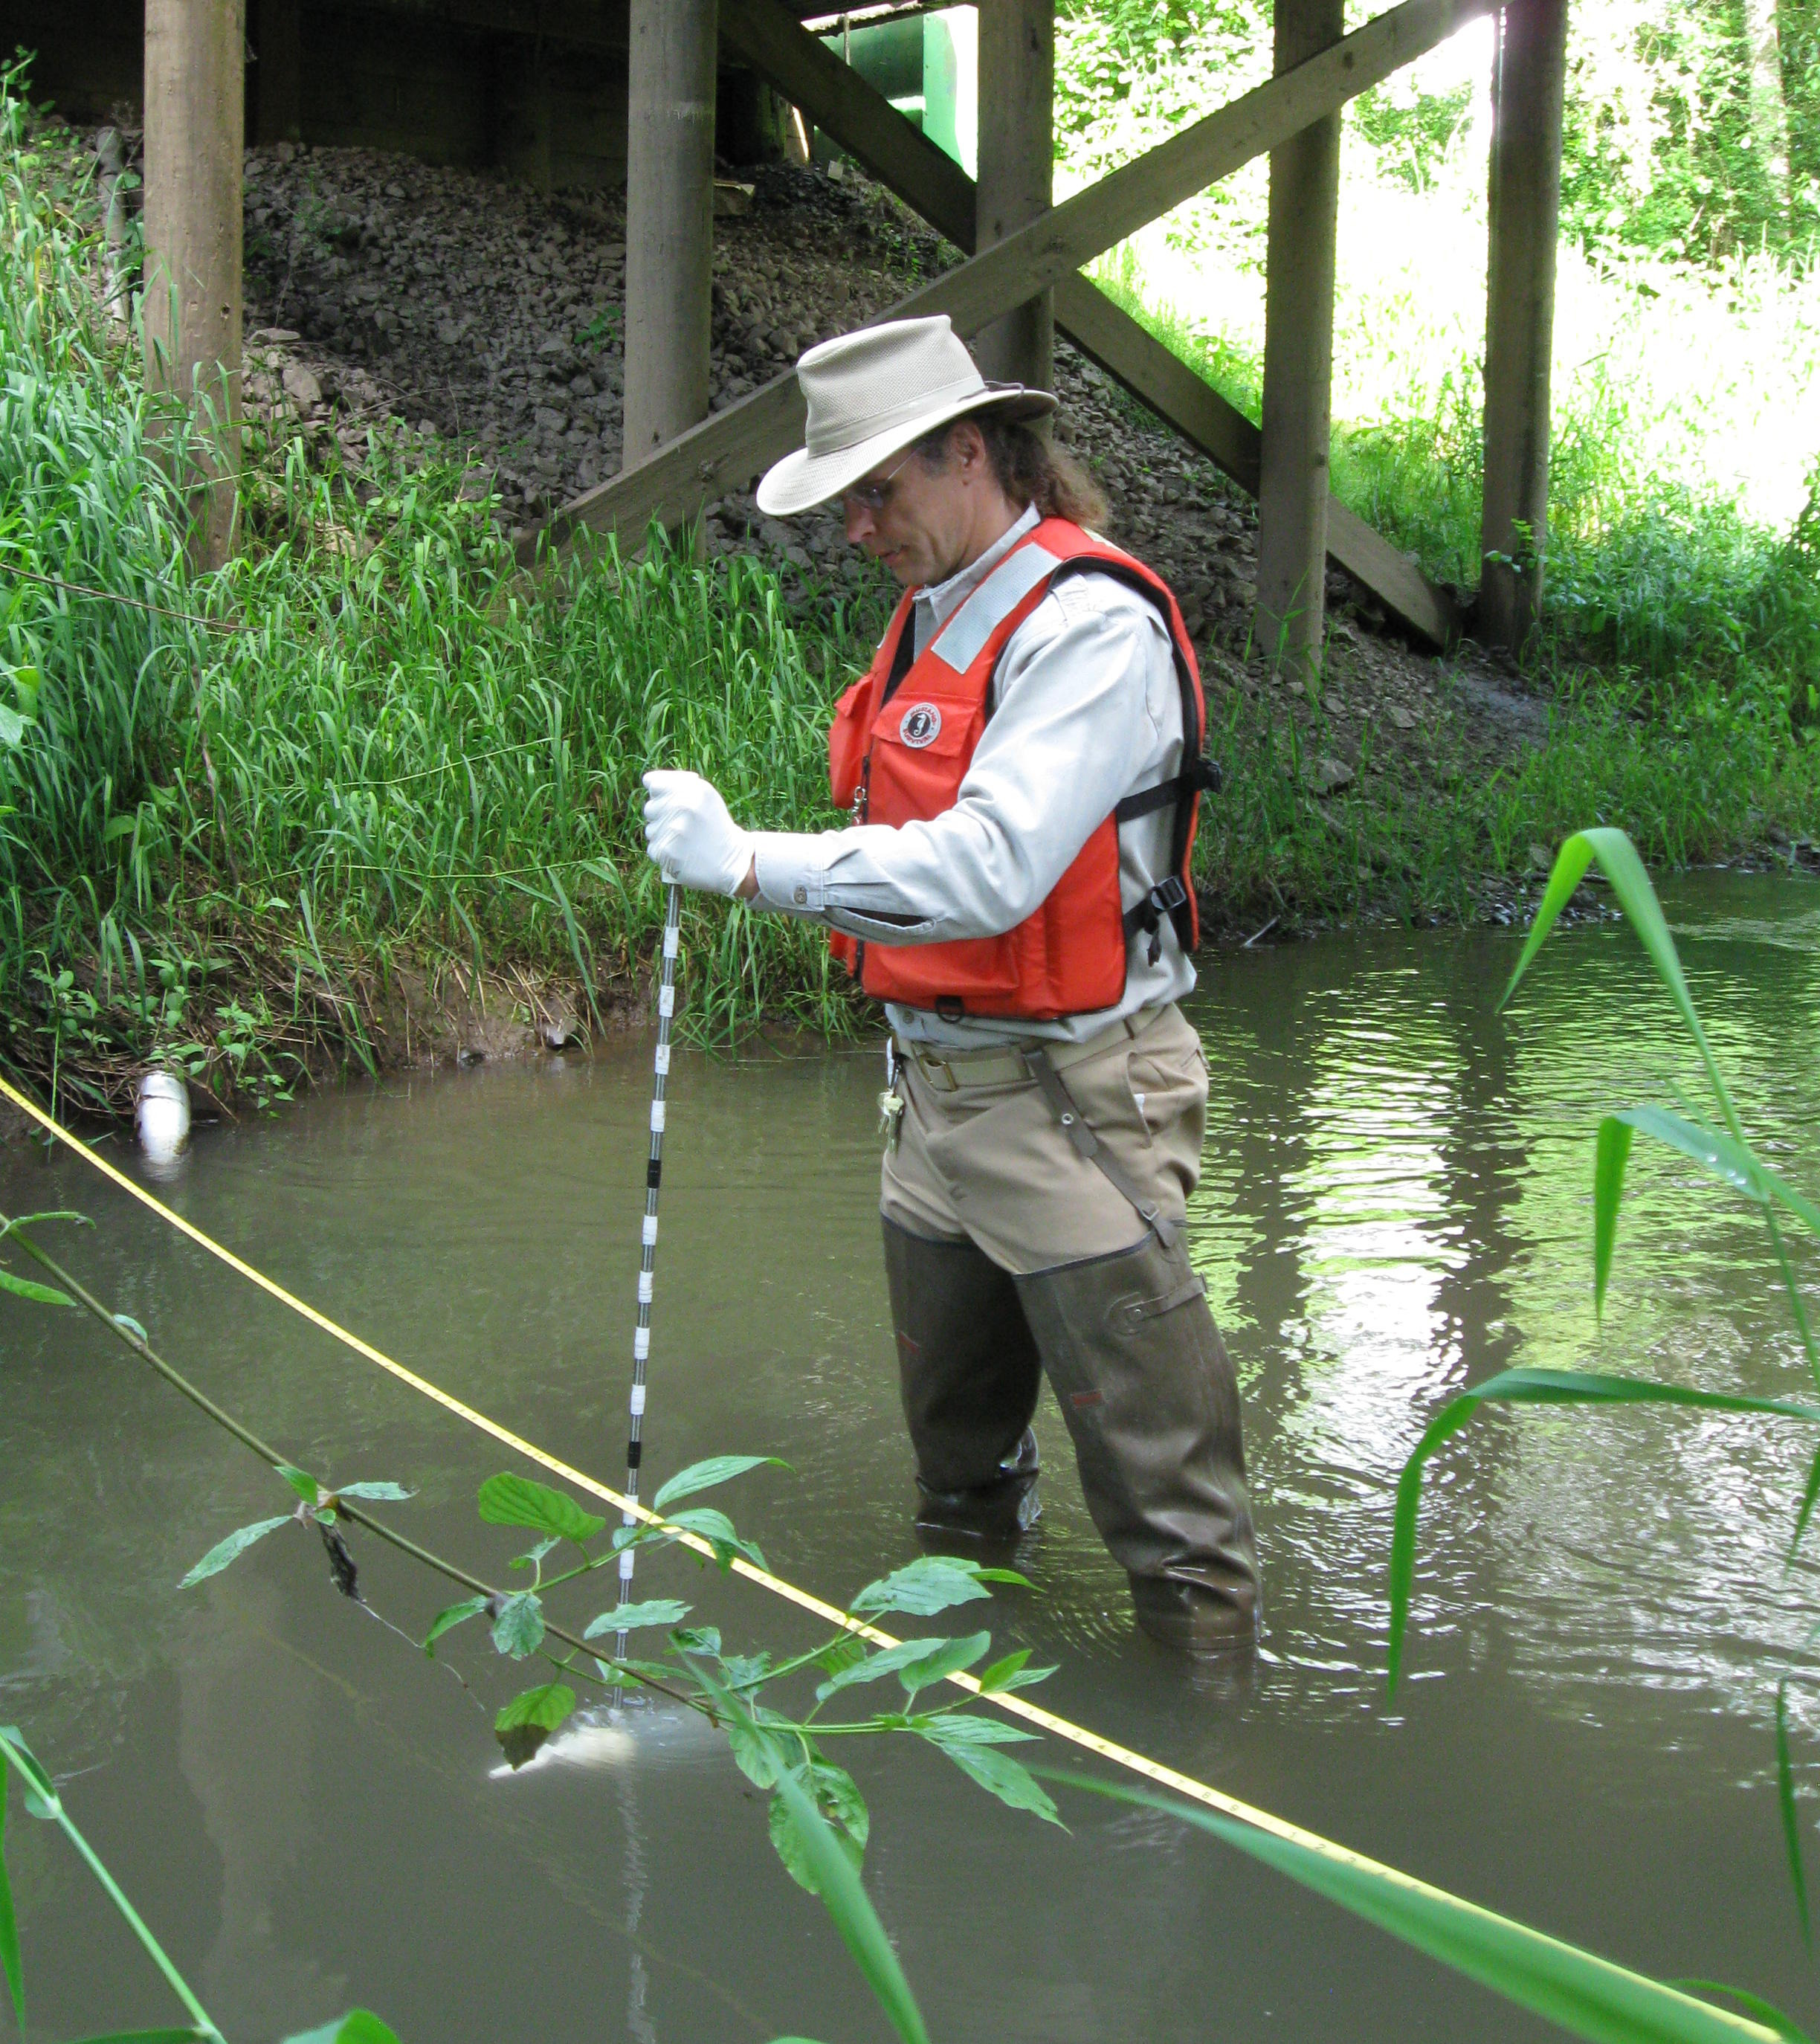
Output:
(642, 770), (758, 897)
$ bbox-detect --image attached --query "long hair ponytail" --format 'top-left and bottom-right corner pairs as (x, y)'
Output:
(914, 407), (1109, 530)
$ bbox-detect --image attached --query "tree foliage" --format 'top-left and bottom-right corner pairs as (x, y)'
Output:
(1056, 0), (1820, 265)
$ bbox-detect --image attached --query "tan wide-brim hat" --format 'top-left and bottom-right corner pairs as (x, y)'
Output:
(756, 315), (1056, 518)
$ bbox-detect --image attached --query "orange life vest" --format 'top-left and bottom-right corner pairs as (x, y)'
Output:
(826, 517), (1217, 1022)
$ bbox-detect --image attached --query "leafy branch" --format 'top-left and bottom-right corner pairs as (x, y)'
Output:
(0, 1210), (1060, 1906)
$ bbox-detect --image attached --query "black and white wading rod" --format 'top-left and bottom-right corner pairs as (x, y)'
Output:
(614, 876), (682, 1671)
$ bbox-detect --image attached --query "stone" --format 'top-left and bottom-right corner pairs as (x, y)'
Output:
(281, 362), (322, 409)
(1310, 757), (1355, 796)
(1386, 703), (1419, 731)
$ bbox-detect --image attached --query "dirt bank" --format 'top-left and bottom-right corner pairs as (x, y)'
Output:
(220, 141), (1547, 803)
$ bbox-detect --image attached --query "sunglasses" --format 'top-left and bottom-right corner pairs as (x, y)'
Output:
(841, 450), (916, 516)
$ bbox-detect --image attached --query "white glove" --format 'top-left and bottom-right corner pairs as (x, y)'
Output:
(641, 770), (755, 897)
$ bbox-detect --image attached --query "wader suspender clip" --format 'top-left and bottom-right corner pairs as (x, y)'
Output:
(1022, 1045), (1179, 1251)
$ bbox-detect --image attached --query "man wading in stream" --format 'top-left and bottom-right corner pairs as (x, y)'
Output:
(642, 315), (1257, 1653)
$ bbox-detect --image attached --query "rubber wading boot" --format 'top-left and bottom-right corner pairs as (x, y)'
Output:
(882, 1216), (1044, 1547)
(1013, 1234), (1259, 1654)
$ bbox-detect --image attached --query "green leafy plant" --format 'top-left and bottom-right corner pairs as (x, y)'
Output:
(0, 1201), (1059, 1904)
(184, 1446), (1060, 1888)
(1387, 826), (1820, 1940)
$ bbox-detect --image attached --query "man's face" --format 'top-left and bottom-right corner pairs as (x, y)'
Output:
(842, 425), (984, 588)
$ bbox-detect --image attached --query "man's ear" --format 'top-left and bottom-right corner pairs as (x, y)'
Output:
(949, 419), (987, 475)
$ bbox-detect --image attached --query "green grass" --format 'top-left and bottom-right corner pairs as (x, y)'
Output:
(4, 61), (1819, 1113)
(1198, 662), (1820, 929)
(0, 78), (891, 1107)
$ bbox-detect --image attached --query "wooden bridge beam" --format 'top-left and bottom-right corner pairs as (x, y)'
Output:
(692, 0), (1457, 645)
(1256, 0), (1343, 685)
(1050, 277), (1456, 648)
(1479, 0), (1568, 650)
(622, 0), (717, 471)
(523, 0), (1492, 603)
(974, 0), (1055, 392)
(144, 0), (244, 570)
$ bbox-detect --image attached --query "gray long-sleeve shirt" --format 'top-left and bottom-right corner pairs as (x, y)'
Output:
(750, 504), (1196, 1048)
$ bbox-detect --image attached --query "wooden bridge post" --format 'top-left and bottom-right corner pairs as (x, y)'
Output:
(1479, 0), (1568, 651)
(973, 0), (1054, 392)
(143, 0), (244, 570)
(623, 0), (717, 473)
(1256, 0), (1343, 686)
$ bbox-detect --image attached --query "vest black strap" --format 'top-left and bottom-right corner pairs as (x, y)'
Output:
(1112, 753), (1224, 824)
(878, 607), (917, 709)
(1122, 877), (1190, 967)
(1042, 557), (1217, 959)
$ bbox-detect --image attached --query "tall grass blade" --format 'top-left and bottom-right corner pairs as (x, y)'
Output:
(1389, 1371), (1820, 1693)
(767, 1764), (932, 2044)
(1038, 1768), (1785, 2044)
(1595, 1117), (1636, 1321)
(1777, 1681), (1812, 1950)
(543, 868), (604, 1038)
(1613, 1108), (1820, 1238)
(1670, 1985), (1813, 2043)
(1792, 1445), (1820, 1561)
(1503, 831), (1740, 1138)
(65, 2031), (206, 2042)
(0, 1737), (22, 2034)
(682, 1658), (931, 2044)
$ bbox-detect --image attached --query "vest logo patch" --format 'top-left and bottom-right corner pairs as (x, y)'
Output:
(899, 703), (942, 749)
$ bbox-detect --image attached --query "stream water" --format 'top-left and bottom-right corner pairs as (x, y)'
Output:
(7, 871), (1820, 2043)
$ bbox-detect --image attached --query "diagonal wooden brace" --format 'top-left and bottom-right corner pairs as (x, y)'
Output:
(518, 0), (1488, 653)
(723, 0), (1459, 648)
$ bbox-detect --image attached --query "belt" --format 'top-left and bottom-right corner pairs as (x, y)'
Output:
(894, 1004), (1167, 1094)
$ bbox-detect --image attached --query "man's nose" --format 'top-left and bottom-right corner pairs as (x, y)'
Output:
(845, 498), (874, 545)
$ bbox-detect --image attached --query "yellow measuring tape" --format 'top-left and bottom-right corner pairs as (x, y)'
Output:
(0, 1071), (1772, 2037)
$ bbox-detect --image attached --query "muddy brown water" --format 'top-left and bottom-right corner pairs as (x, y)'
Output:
(7, 873), (1820, 2043)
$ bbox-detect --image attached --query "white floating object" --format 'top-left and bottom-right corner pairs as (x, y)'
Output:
(488, 1716), (636, 1779)
(135, 1071), (190, 1164)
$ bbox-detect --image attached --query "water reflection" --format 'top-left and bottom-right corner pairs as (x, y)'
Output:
(7, 871), (1820, 2039)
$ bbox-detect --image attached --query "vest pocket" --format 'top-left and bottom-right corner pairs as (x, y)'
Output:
(828, 675), (880, 809)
